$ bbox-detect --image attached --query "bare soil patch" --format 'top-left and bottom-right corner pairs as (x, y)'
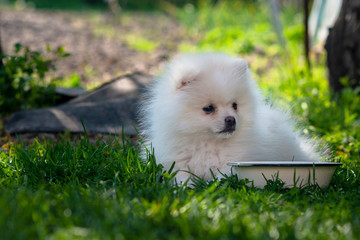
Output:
(1, 8), (191, 86)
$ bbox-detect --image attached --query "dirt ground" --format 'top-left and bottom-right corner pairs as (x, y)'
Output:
(0, 7), (192, 86)
(0, 7), (193, 145)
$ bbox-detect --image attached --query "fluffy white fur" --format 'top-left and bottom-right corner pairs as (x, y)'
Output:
(139, 53), (322, 183)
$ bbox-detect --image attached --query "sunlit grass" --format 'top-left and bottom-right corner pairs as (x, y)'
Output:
(124, 34), (159, 52)
(54, 73), (82, 88)
(0, 131), (359, 239)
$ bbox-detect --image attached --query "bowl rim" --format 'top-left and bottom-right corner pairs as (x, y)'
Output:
(227, 161), (342, 167)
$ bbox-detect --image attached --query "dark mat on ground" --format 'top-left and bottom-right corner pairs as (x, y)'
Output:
(4, 73), (152, 136)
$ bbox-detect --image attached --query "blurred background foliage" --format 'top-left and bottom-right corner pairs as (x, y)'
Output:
(4, 0), (259, 10)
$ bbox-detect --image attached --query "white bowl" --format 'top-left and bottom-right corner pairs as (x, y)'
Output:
(227, 161), (342, 188)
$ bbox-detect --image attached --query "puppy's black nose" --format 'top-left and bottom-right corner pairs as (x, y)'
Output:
(225, 116), (236, 127)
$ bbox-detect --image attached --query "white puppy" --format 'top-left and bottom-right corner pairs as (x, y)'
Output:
(139, 53), (322, 183)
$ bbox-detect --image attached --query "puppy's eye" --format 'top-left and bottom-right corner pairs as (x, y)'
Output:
(232, 102), (238, 110)
(203, 105), (215, 114)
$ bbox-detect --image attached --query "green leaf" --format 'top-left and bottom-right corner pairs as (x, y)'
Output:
(14, 43), (22, 53)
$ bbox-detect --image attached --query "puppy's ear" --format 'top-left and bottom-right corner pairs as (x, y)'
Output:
(176, 72), (198, 90)
(233, 58), (248, 76)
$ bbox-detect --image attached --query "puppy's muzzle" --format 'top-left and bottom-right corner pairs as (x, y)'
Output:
(220, 116), (236, 133)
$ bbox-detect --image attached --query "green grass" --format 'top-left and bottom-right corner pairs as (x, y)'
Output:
(0, 133), (359, 239)
(124, 34), (159, 52)
(54, 74), (83, 88)
(1, 1), (360, 239)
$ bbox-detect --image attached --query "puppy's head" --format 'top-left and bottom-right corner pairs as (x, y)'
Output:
(166, 53), (257, 140)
